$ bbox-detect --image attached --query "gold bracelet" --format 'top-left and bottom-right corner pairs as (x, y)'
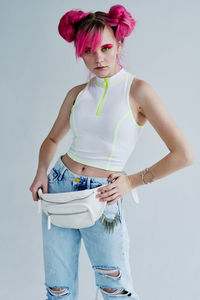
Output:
(141, 168), (155, 184)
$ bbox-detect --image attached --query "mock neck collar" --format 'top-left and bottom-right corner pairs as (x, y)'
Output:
(93, 67), (128, 87)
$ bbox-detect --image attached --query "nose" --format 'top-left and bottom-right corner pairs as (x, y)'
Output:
(94, 50), (104, 64)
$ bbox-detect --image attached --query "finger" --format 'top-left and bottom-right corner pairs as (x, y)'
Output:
(98, 185), (117, 197)
(106, 195), (120, 205)
(106, 200), (117, 205)
(99, 190), (119, 202)
(98, 188), (118, 201)
(42, 185), (48, 194)
(108, 172), (121, 181)
(32, 189), (39, 201)
(97, 183), (116, 194)
(34, 191), (39, 201)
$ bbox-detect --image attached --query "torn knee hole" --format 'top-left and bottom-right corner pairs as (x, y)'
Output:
(100, 287), (132, 296)
(48, 287), (69, 297)
(95, 267), (121, 278)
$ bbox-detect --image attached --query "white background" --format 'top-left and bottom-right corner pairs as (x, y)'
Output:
(1, 0), (199, 299)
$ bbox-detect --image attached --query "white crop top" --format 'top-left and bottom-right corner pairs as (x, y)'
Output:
(67, 67), (146, 204)
(67, 67), (145, 172)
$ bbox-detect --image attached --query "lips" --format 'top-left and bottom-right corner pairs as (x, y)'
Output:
(95, 66), (107, 70)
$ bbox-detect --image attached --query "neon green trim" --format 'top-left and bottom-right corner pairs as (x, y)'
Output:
(94, 78), (104, 87)
(93, 73), (129, 88)
(96, 78), (108, 116)
(71, 82), (90, 156)
(73, 81), (90, 108)
(70, 79), (123, 170)
(127, 75), (144, 128)
(71, 105), (79, 156)
(94, 73), (130, 116)
(105, 112), (130, 170)
(69, 74), (143, 172)
(110, 73), (129, 87)
(67, 150), (123, 171)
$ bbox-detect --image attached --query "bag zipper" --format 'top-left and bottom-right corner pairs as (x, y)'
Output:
(37, 189), (96, 218)
(46, 210), (88, 230)
(38, 190), (95, 204)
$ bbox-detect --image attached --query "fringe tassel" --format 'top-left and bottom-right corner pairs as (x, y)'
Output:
(101, 213), (120, 233)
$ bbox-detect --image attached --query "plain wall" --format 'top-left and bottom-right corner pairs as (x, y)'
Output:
(1, 0), (199, 299)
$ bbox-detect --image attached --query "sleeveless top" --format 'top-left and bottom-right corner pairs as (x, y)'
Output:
(67, 67), (145, 173)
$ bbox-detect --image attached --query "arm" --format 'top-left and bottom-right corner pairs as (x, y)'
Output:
(29, 83), (87, 200)
(36, 83), (87, 173)
(127, 79), (195, 189)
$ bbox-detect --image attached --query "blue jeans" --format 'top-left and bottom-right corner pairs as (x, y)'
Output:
(41, 155), (140, 300)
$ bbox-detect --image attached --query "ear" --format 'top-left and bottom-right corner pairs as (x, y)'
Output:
(117, 40), (122, 54)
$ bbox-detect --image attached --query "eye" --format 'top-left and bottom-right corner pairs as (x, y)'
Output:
(102, 47), (110, 52)
(84, 49), (91, 55)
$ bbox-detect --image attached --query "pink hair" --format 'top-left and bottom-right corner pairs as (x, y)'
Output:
(58, 5), (136, 59)
(75, 28), (103, 59)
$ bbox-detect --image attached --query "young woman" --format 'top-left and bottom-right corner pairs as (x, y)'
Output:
(29, 5), (194, 300)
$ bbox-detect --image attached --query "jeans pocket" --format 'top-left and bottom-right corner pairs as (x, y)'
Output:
(48, 167), (59, 183)
(90, 180), (104, 189)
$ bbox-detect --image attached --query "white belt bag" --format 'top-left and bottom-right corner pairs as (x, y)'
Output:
(37, 184), (108, 230)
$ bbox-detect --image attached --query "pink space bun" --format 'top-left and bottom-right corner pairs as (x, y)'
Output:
(105, 5), (136, 41)
(58, 9), (91, 42)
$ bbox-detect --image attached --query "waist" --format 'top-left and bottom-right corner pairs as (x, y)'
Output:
(61, 154), (119, 178)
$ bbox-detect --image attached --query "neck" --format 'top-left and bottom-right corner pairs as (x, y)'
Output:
(94, 66), (127, 87)
(106, 64), (122, 78)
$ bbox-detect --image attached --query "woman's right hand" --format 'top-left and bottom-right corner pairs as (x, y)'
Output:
(29, 170), (48, 202)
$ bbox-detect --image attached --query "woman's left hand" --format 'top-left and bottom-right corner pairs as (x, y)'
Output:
(96, 172), (132, 205)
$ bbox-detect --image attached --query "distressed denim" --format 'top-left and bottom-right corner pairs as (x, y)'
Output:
(41, 155), (140, 300)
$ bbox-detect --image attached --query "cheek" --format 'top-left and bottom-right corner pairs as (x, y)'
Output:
(83, 56), (93, 65)
(82, 57), (91, 67)
(107, 50), (117, 61)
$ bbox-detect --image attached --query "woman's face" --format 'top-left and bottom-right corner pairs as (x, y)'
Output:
(81, 25), (122, 77)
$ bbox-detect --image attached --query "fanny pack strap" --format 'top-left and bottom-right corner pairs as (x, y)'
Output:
(121, 170), (140, 204)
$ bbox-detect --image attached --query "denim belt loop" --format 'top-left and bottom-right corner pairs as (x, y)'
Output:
(58, 167), (66, 181)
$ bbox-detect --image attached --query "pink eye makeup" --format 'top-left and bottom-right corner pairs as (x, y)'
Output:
(101, 44), (113, 51)
(84, 43), (113, 54)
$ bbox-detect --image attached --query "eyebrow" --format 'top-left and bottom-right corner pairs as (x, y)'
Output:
(101, 43), (113, 48)
(85, 43), (113, 50)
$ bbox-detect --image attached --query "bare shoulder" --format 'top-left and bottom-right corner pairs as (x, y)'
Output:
(130, 77), (154, 114)
(130, 77), (195, 161)
(45, 82), (88, 144)
(128, 77), (151, 126)
(67, 82), (88, 106)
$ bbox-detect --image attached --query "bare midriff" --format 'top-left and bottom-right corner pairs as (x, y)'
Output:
(61, 153), (119, 178)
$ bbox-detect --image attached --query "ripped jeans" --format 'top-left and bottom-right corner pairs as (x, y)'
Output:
(41, 155), (140, 300)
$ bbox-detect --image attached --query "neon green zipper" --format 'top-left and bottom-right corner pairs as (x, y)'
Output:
(96, 78), (108, 116)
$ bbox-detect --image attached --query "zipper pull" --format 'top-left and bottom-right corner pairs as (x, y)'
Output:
(38, 199), (41, 214)
(48, 214), (51, 230)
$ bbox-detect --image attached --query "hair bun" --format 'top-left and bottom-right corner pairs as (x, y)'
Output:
(58, 10), (90, 42)
(105, 5), (136, 40)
